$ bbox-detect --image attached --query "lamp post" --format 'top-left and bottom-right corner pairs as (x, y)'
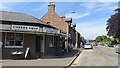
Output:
(118, 1), (120, 8)
(65, 11), (76, 18)
(65, 11), (76, 52)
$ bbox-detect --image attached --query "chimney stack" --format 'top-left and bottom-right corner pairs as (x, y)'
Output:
(48, 2), (55, 12)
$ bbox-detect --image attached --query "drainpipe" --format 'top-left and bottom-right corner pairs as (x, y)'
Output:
(75, 32), (78, 49)
(14, 29), (16, 46)
(66, 25), (69, 53)
(43, 35), (45, 54)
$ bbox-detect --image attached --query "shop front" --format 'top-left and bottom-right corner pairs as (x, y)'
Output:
(1, 23), (66, 59)
(42, 27), (66, 56)
(0, 10), (66, 59)
(1, 23), (43, 59)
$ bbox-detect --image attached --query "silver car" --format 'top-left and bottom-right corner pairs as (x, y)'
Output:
(115, 44), (120, 54)
(84, 44), (93, 49)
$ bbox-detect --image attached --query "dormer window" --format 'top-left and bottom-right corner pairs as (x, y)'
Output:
(47, 22), (50, 25)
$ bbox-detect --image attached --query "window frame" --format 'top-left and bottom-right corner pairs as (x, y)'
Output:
(5, 32), (24, 48)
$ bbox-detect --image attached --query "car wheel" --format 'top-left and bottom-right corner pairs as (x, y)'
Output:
(118, 52), (120, 54)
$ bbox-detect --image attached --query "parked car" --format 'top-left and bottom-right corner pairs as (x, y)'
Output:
(105, 44), (108, 47)
(104, 44), (112, 47)
(108, 44), (113, 47)
(115, 44), (120, 54)
(84, 44), (93, 49)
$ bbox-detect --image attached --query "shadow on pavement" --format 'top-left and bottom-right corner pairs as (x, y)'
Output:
(41, 49), (79, 59)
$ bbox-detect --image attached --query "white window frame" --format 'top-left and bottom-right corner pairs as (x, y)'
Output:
(5, 32), (24, 48)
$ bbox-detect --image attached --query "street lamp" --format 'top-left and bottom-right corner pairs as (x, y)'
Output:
(65, 11), (76, 18)
(64, 11), (76, 52)
(70, 11), (76, 13)
(118, 1), (120, 8)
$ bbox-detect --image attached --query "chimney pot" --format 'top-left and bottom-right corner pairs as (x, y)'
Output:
(48, 2), (55, 12)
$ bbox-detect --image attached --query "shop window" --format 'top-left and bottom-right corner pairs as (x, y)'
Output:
(5, 33), (23, 48)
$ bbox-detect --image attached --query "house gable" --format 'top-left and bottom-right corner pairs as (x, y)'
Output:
(41, 2), (68, 33)
(41, 12), (68, 33)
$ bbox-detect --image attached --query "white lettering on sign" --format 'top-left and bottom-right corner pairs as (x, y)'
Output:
(12, 25), (40, 32)
(43, 27), (60, 34)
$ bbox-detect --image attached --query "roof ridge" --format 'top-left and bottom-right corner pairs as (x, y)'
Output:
(0, 10), (46, 24)
(0, 10), (27, 15)
(0, 10), (41, 20)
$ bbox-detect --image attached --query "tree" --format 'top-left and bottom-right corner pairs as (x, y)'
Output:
(95, 36), (103, 42)
(103, 37), (112, 44)
(106, 8), (120, 41)
(95, 35), (112, 44)
(115, 38), (120, 43)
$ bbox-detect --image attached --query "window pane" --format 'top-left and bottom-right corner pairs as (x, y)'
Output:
(6, 33), (15, 41)
(15, 34), (23, 41)
(5, 33), (23, 47)
(6, 41), (14, 46)
(15, 41), (23, 46)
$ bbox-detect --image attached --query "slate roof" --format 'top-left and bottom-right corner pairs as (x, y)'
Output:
(0, 10), (46, 25)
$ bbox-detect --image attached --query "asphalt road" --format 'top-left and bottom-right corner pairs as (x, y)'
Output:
(77, 46), (119, 66)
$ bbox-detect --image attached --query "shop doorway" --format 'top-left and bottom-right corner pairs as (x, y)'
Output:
(45, 35), (55, 56)
(36, 36), (41, 58)
(40, 35), (45, 55)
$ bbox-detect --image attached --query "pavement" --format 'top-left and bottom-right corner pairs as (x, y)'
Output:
(1, 48), (81, 68)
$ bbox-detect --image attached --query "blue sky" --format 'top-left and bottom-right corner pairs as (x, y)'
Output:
(1, 2), (118, 40)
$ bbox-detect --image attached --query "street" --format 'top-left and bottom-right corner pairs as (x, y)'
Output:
(1, 46), (120, 68)
(1, 1), (120, 68)
(76, 46), (118, 66)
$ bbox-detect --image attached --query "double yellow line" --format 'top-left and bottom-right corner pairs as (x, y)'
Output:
(70, 51), (84, 67)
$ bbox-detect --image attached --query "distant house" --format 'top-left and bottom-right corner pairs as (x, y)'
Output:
(0, 10), (65, 59)
(41, 2), (81, 52)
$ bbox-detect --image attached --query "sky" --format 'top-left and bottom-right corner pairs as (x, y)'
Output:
(1, 1), (119, 40)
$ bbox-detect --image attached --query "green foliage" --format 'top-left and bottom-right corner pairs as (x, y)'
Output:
(114, 38), (120, 43)
(95, 36), (103, 42)
(111, 38), (120, 44)
(95, 35), (112, 44)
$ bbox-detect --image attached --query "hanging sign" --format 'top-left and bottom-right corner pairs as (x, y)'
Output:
(43, 27), (60, 34)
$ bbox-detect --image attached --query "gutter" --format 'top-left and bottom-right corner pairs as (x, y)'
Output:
(64, 48), (83, 68)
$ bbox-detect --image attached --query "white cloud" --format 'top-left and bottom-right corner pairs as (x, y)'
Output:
(0, 2), (8, 10)
(79, 2), (117, 13)
(76, 18), (108, 40)
(65, 12), (90, 19)
(32, 3), (48, 12)
(65, 2), (117, 19)
(64, 2), (117, 40)
(2, 0), (119, 2)
(1, 2), (21, 11)
(79, 2), (97, 11)
(92, 0), (119, 2)
(95, 6), (117, 12)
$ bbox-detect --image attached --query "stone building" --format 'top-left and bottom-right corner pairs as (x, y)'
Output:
(0, 10), (65, 59)
(41, 2), (81, 52)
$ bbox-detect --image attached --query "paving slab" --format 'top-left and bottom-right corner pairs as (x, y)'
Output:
(2, 49), (80, 67)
